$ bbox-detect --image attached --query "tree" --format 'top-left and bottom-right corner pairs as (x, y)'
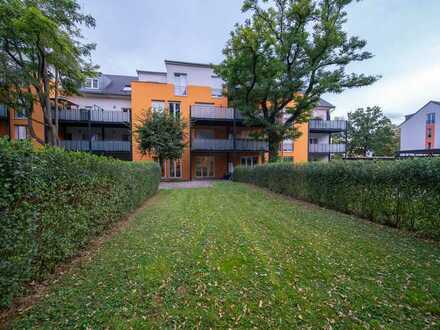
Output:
(0, 0), (97, 146)
(346, 106), (398, 157)
(216, 0), (379, 161)
(135, 110), (187, 166)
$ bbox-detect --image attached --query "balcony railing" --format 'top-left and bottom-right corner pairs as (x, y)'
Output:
(309, 119), (347, 131)
(61, 140), (131, 152)
(0, 105), (7, 118)
(55, 109), (130, 123)
(191, 138), (268, 151)
(309, 144), (346, 153)
(191, 104), (243, 121)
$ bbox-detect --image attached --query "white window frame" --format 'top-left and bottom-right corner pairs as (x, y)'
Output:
(15, 125), (27, 140)
(151, 101), (165, 113)
(161, 159), (183, 179)
(240, 156), (258, 168)
(282, 139), (293, 152)
(174, 73), (188, 96)
(84, 78), (99, 89)
(169, 102), (181, 119)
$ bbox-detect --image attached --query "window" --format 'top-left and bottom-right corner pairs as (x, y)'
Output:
(195, 156), (215, 178)
(427, 127), (433, 138)
(151, 101), (165, 113)
(282, 139), (293, 152)
(428, 142), (432, 150)
(196, 129), (215, 139)
(15, 125), (27, 140)
(283, 156), (294, 163)
(427, 113), (436, 124)
(310, 138), (318, 145)
(15, 109), (27, 119)
(240, 156), (258, 167)
(169, 160), (182, 178)
(122, 108), (131, 113)
(169, 102), (181, 119)
(212, 87), (223, 98)
(84, 78), (99, 89)
(174, 73), (188, 96)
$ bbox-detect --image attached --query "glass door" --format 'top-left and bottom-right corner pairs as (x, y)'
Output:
(195, 156), (215, 178)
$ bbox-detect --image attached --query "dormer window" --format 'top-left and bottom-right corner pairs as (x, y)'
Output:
(84, 78), (99, 89)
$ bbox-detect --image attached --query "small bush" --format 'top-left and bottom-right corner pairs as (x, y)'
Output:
(0, 139), (160, 308)
(233, 160), (440, 239)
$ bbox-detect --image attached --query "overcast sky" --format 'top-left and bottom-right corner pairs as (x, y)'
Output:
(79, 0), (440, 123)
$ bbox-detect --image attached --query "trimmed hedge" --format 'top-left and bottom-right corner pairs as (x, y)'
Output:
(0, 139), (160, 308)
(233, 160), (440, 239)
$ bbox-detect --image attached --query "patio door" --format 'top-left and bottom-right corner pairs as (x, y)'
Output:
(195, 156), (215, 178)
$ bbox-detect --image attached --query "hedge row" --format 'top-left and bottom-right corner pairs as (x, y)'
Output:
(0, 139), (160, 308)
(233, 160), (440, 239)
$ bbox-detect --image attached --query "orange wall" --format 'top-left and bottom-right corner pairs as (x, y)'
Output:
(279, 122), (309, 163)
(9, 104), (45, 146)
(131, 82), (228, 180)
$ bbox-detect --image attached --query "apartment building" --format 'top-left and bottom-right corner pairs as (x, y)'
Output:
(0, 59), (347, 180)
(399, 101), (440, 156)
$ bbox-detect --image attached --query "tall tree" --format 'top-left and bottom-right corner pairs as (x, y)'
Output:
(0, 0), (97, 146)
(346, 106), (398, 156)
(216, 0), (379, 161)
(135, 110), (187, 166)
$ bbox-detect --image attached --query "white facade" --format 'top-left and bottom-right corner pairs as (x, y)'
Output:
(67, 95), (131, 112)
(400, 101), (440, 151)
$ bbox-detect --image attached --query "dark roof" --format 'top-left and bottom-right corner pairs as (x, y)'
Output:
(398, 100), (440, 127)
(81, 74), (137, 97)
(318, 98), (335, 108)
(165, 60), (213, 68)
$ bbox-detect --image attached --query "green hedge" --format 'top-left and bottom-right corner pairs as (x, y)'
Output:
(0, 139), (160, 308)
(233, 160), (440, 239)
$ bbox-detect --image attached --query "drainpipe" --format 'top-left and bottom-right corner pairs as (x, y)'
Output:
(189, 106), (192, 181)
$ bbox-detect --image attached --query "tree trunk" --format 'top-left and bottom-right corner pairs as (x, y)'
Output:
(268, 133), (282, 162)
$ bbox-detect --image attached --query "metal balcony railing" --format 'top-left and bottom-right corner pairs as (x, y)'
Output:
(309, 144), (346, 153)
(0, 105), (7, 118)
(56, 109), (130, 123)
(309, 119), (347, 131)
(191, 138), (268, 151)
(191, 104), (244, 121)
(61, 140), (131, 152)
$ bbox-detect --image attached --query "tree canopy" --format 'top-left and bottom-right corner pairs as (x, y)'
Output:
(0, 0), (97, 145)
(216, 0), (379, 161)
(135, 110), (186, 164)
(346, 106), (399, 157)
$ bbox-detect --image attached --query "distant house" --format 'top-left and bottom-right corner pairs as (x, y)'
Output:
(399, 101), (440, 156)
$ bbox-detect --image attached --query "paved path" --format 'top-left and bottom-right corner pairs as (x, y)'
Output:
(159, 180), (222, 190)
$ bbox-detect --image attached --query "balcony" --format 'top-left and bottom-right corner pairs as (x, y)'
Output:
(309, 119), (347, 132)
(191, 104), (244, 122)
(56, 109), (130, 124)
(309, 144), (346, 154)
(0, 105), (7, 119)
(61, 140), (131, 152)
(192, 138), (268, 152)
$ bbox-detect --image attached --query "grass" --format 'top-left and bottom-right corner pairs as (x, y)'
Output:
(10, 182), (440, 328)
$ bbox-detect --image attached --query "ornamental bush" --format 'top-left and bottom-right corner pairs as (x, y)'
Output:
(0, 139), (160, 308)
(233, 160), (440, 239)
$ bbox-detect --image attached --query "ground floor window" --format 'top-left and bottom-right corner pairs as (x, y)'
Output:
(161, 159), (183, 179)
(283, 156), (294, 163)
(15, 125), (27, 140)
(195, 156), (215, 178)
(240, 156), (258, 167)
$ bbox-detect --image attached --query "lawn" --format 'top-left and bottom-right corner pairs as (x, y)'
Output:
(10, 182), (440, 328)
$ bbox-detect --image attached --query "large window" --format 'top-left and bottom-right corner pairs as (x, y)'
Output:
(427, 113), (436, 124)
(15, 125), (27, 140)
(174, 73), (188, 96)
(169, 102), (181, 119)
(151, 101), (165, 113)
(161, 159), (183, 179)
(240, 156), (258, 168)
(84, 78), (99, 89)
(282, 139), (293, 152)
(195, 156), (215, 178)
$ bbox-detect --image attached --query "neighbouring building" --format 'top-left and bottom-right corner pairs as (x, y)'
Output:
(399, 101), (440, 156)
(0, 59), (347, 180)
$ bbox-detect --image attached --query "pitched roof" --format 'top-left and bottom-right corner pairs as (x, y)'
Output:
(318, 98), (335, 108)
(81, 74), (138, 97)
(398, 100), (440, 127)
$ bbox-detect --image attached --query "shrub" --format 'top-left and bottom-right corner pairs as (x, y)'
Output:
(0, 139), (160, 308)
(233, 160), (440, 239)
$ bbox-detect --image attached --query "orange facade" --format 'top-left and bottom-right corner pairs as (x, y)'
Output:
(130, 82), (265, 180)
